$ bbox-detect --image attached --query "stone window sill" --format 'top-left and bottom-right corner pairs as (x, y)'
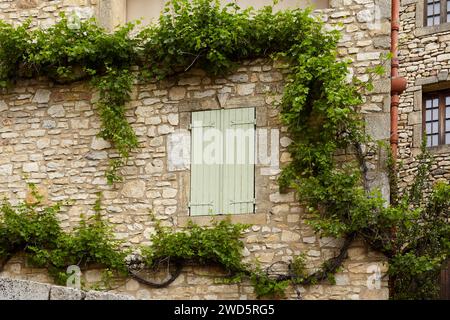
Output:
(414, 23), (450, 37)
(428, 144), (450, 155)
(177, 213), (267, 227)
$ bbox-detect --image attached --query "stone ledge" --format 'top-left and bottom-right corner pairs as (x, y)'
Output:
(0, 277), (135, 300)
(178, 213), (267, 227)
(414, 24), (450, 37)
(427, 144), (450, 155)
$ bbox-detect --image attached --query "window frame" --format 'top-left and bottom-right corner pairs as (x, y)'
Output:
(423, 89), (450, 147)
(424, 0), (450, 26)
(189, 108), (257, 217)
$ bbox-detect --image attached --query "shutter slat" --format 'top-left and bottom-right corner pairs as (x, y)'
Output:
(190, 110), (221, 215)
(222, 107), (255, 215)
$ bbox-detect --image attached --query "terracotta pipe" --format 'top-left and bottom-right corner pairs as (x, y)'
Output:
(390, 0), (407, 160)
(389, 0), (408, 296)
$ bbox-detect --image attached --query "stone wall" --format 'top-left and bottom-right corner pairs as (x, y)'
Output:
(0, 277), (134, 300)
(397, 0), (450, 190)
(0, 0), (391, 300)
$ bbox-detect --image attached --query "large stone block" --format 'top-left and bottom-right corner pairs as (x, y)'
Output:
(365, 113), (390, 140)
(32, 89), (51, 104)
(122, 180), (146, 198)
(49, 286), (84, 300)
(0, 278), (50, 300)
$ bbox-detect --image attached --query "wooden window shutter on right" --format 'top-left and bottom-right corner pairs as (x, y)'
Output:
(222, 108), (255, 215)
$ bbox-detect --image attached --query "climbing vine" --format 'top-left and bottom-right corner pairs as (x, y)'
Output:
(0, 0), (448, 299)
(0, 17), (139, 184)
(0, 185), (128, 286)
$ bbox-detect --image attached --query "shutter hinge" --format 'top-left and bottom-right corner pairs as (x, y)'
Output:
(230, 120), (256, 126)
(188, 201), (214, 208)
(229, 198), (256, 205)
(189, 122), (215, 130)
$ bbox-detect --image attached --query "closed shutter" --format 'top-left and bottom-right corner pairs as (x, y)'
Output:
(190, 108), (255, 215)
(190, 110), (222, 216)
(222, 108), (255, 214)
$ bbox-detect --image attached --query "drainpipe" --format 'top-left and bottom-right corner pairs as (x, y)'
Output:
(390, 0), (407, 160)
(389, 0), (408, 297)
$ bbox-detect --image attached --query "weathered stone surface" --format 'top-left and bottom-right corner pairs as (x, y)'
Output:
(365, 113), (390, 140)
(47, 105), (65, 117)
(281, 230), (301, 242)
(122, 180), (146, 198)
(85, 151), (108, 160)
(22, 162), (39, 173)
(237, 83), (255, 96)
(359, 287), (389, 300)
(91, 137), (111, 150)
(32, 89), (51, 104)
(0, 277), (135, 300)
(0, 164), (13, 176)
(0, 100), (7, 112)
(50, 286), (84, 300)
(269, 192), (295, 203)
(16, 0), (38, 9)
(169, 87), (186, 100)
(0, 277), (49, 300)
(84, 291), (134, 300)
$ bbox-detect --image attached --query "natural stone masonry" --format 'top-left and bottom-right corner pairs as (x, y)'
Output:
(0, 277), (134, 300)
(397, 0), (450, 190)
(0, 0), (391, 299)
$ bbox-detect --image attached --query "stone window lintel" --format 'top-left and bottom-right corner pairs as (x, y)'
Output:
(415, 0), (450, 36)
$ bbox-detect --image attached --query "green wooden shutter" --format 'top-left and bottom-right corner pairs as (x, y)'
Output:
(190, 110), (222, 216)
(222, 107), (255, 215)
(190, 108), (255, 216)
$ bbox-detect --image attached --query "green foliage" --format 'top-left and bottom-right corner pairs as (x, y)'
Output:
(138, 0), (331, 78)
(387, 178), (450, 299)
(291, 254), (308, 284)
(0, 14), (138, 183)
(0, 187), (128, 285)
(142, 218), (249, 273)
(93, 68), (138, 184)
(250, 266), (289, 299)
